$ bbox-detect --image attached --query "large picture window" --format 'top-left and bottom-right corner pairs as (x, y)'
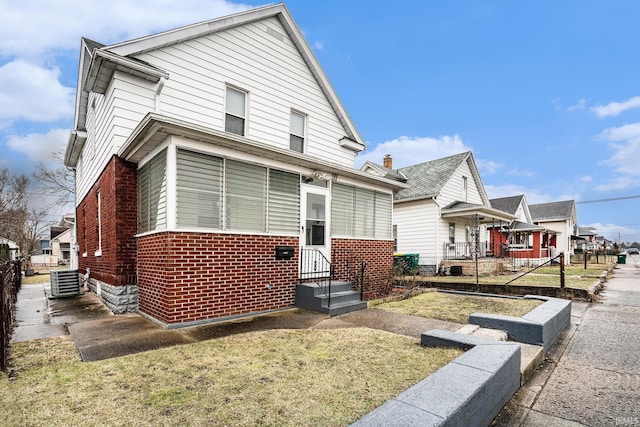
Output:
(332, 183), (392, 239)
(176, 149), (222, 229)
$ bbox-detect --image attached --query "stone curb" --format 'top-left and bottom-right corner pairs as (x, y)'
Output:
(468, 295), (570, 355)
(352, 330), (520, 427)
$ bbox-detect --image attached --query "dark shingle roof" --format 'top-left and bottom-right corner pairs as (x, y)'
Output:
(490, 195), (524, 215)
(530, 200), (575, 222)
(394, 152), (471, 201)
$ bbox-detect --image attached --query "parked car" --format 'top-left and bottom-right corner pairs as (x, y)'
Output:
(627, 247), (639, 254)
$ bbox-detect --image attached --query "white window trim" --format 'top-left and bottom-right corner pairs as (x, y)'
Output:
(224, 85), (248, 136)
(95, 189), (102, 257)
(290, 109), (307, 153)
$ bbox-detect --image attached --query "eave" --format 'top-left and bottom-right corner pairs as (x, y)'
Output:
(64, 130), (87, 167)
(118, 113), (407, 191)
(441, 206), (515, 223)
(84, 49), (169, 94)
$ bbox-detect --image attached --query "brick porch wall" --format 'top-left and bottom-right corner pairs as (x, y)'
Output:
(137, 232), (299, 326)
(76, 156), (138, 312)
(332, 238), (394, 299)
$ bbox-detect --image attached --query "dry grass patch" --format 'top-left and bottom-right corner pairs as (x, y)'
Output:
(376, 291), (542, 324)
(2, 329), (461, 426)
(415, 272), (598, 290)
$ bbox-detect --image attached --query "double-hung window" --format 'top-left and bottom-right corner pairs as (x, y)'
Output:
(290, 110), (306, 152)
(225, 86), (247, 136)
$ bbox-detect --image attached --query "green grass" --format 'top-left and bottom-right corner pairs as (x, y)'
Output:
(2, 329), (461, 426)
(375, 291), (542, 324)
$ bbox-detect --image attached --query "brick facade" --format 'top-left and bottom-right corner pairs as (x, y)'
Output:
(137, 232), (299, 326)
(332, 238), (394, 299)
(76, 155), (138, 310)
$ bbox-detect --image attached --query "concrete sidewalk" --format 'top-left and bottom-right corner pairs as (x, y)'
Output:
(495, 256), (640, 426)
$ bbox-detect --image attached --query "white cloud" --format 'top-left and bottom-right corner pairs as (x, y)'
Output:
(314, 41), (324, 51)
(596, 123), (640, 179)
(568, 98), (587, 111)
(579, 175), (592, 182)
(585, 222), (638, 243)
(476, 159), (501, 175)
(0, 60), (74, 123)
(0, 0), (254, 59)
(592, 96), (640, 118)
(355, 134), (471, 169)
(6, 128), (69, 164)
(507, 168), (536, 177)
(594, 176), (637, 192)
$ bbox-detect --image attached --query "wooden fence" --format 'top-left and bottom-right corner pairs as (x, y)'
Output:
(0, 261), (21, 373)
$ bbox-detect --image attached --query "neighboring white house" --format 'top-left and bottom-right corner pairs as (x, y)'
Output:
(64, 4), (405, 324)
(0, 237), (20, 260)
(362, 151), (514, 272)
(529, 200), (578, 264)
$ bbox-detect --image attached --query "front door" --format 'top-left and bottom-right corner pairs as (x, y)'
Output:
(300, 184), (331, 278)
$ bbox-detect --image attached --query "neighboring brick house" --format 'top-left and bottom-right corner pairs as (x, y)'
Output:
(489, 194), (559, 266)
(64, 4), (404, 326)
(529, 200), (578, 264)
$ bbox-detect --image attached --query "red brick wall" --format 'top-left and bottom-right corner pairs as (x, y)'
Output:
(137, 232), (299, 325)
(76, 155), (138, 286)
(332, 238), (394, 299)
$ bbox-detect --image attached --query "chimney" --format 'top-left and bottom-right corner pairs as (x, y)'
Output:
(383, 154), (392, 169)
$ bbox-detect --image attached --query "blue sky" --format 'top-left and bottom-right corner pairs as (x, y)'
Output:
(1, 0), (639, 243)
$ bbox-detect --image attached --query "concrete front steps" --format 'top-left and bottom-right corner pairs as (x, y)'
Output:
(455, 323), (544, 385)
(295, 281), (366, 316)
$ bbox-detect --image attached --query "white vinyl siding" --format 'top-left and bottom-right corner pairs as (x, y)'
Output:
(225, 160), (267, 232)
(394, 200), (440, 262)
(138, 149), (167, 233)
(268, 169), (299, 234)
(134, 16), (356, 164)
(332, 183), (392, 239)
(176, 149), (222, 229)
(439, 159), (484, 208)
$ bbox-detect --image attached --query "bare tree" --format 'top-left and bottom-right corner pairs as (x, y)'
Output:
(0, 168), (29, 242)
(16, 208), (51, 256)
(33, 151), (75, 207)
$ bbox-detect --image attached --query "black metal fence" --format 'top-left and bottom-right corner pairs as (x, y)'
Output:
(0, 261), (21, 373)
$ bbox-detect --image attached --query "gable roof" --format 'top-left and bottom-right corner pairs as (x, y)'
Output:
(66, 3), (364, 167)
(529, 200), (576, 222)
(490, 195), (524, 215)
(392, 151), (487, 202)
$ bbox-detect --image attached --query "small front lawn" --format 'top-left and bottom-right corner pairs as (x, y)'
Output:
(2, 329), (461, 426)
(375, 291), (543, 324)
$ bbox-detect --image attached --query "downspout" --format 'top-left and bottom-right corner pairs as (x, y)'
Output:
(434, 197), (441, 265)
(155, 76), (166, 113)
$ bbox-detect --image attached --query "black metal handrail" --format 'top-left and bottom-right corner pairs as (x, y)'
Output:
(300, 248), (334, 307)
(299, 248), (367, 307)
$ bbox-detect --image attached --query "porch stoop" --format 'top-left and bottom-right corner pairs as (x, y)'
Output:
(295, 281), (367, 316)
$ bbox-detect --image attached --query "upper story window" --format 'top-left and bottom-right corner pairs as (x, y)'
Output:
(225, 86), (247, 136)
(290, 110), (306, 153)
(462, 176), (468, 202)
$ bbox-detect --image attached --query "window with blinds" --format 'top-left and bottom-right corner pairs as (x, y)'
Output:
(225, 159), (267, 232)
(331, 183), (392, 239)
(137, 149), (167, 233)
(331, 183), (354, 236)
(176, 149), (223, 229)
(268, 169), (299, 234)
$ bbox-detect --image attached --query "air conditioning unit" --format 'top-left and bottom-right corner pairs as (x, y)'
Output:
(50, 269), (80, 297)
